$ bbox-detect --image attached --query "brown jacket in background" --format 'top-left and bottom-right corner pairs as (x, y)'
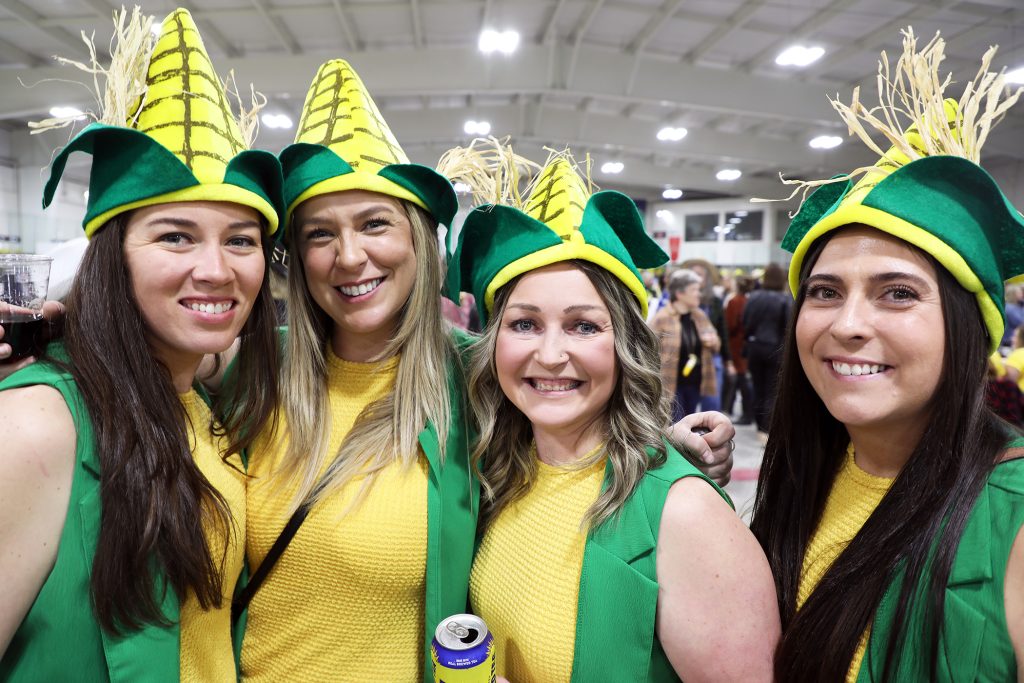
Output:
(650, 305), (720, 401)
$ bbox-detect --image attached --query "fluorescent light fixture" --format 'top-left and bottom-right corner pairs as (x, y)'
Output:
(261, 113), (293, 130)
(656, 126), (688, 142)
(716, 169), (742, 181)
(49, 106), (85, 119)
(151, 23), (161, 37)
(728, 217), (742, 224)
(83, 189), (89, 200)
(662, 188), (683, 200)
(655, 209), (673, 220)
(734, 210), (748, 217)
(463, 120), (492, 135)
(809, 134), (842, 149)
(453, 182), (471, 194)
(1006, 67), (1024, 85)
(600, 161), (624, 174)
(479, 29), (520, 55)
(775, 45), (825, 67)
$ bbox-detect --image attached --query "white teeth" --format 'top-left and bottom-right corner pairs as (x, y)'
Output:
(189, 302), (233, 314)
(532, 379), (581, 392)
(832, 361), (885, 376)
(339, 278), (383, 297)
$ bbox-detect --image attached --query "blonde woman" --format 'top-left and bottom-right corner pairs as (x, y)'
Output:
(450, 157), (778, 682)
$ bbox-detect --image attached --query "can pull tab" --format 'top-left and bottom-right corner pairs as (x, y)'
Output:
(445, 620), (470, 640)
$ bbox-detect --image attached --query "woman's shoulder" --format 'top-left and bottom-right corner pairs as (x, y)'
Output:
(641, 443), (732, 507)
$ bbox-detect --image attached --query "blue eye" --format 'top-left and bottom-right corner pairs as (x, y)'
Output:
(509, 319), (535, 332)
(574, 320), (599, 335)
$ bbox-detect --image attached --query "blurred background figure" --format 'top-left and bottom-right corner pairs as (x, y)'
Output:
(651, 268), (721, 420)
(681, 258), (730, 412)
(742, 263), (791, 441)
(723, 275), (755, 425)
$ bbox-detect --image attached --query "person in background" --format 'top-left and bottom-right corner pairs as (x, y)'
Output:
(651, 268), (720, 419)
(723, 275), (755, 424)
(681, 258), (730, 411)
(0, 9), (282, 680)
(1003, 284), (1024, 350)
(750, 30), (1024, 681)
(450, 153), (778, 682)
(743, 262), (792, 440)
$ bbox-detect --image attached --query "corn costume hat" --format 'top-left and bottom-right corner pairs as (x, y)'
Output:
(780, 29), (1024, 351)
(40, 8), (283, 237)
(449, 152), (668, 323)
(279, 59), (456, 228)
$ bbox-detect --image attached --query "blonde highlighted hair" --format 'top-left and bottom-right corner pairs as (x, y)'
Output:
(275, 199), (453, 509)
(468, 260), (689, 529)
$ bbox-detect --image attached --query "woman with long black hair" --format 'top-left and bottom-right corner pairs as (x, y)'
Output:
(750, 30), (1024, 681)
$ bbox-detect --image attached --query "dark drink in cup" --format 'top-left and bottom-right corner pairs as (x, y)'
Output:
(0, 311), (46, 361)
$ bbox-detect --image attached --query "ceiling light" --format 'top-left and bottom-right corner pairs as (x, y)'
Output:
(600, 161), (624, 174)
(656, 126), (688, 142)
(49, 105), (85, 119)
(1006, 67), (1024, 85)
(716, 169), (741, 181)
(728, 217), (742, 224)
(478, 29), (520, 55)
(151, 23), (161, 38)
(453, 182), (471, 194)
(662, 188), (683, 200)
(463, 120), (491, 135)
(655, 209), (673, 220)
(809, 135), (842, 149)
(734, 210), (748, 217)
(775, 45), (825, 67)
(261, 113), (293, 130)
(83, 190), (89, 200)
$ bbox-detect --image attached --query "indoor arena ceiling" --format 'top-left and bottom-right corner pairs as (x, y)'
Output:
(0, 0), (1021, 201)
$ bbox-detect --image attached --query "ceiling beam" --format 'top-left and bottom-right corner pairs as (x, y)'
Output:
(248, 0), (302, 54)
(682, 0), (761, 64)
(737, 0), (849, 73)
(627, 0), (684, 55)
(542, 0), (568, 45)
(327, 0), (361, 51)
(0, 0), (89, 57)
(565, 0), (605, 88)
(410, 0), (423, 48)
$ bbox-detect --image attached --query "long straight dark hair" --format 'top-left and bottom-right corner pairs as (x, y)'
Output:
(749, 227), (1009, 681)
(52, 211), (279, 634)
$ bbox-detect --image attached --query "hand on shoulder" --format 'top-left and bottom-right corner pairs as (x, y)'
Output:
(655, 477), (779, 683)
(0, 384), (76, 654)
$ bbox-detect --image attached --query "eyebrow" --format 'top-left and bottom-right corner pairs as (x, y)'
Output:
(506, 302), (607, 314)
(145, 217), (261, 230)
(805, 271), (933, 288)
(295, 204), (398, 231)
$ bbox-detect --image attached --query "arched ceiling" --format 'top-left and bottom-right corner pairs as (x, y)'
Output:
(0, 0), (1021, 201)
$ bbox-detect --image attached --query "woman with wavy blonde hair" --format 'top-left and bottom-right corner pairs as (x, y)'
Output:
(449, 154), (777, 682)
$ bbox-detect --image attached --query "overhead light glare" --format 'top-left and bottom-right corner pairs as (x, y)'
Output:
(716, 169), (742, 181)
(775, 45), (825, 67)
(453, 182), (472, 194)
(655, 209), (673, 220)
(656, 126), (688, 142)
(600, 161), (624, 174)
(261, 113), (294, 130)
(1006, 67), (1024, 84)
(728, 217), (742, 224)
(809, 134), (842, 149)
(463, 120), (492, 135)
(662, 188), (683, 200)
(49, 105), (86, 120)
(151, 23), (161, 38)
(734, 210), (748, 217)
(478, 29), (520, 55)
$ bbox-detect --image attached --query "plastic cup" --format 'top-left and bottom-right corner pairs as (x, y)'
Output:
(0, 254), (53, 363)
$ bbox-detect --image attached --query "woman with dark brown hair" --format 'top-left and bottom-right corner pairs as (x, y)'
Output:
(0, 9), (281, 680)
(750, 30), (1024, 682)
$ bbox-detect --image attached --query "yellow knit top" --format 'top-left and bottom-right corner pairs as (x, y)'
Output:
(798, 444), (894, 683)
(470, 447), (606, 683)
(241, 352), (428, 683)
(178, 390), (246, 683)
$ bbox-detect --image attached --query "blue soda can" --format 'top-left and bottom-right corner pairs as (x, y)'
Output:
(430, 614), (496, 683)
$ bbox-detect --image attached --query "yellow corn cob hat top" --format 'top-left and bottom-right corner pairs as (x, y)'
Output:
(280, 60), (456, 228)
(42, 8), (284, 237)
(449, 152), (668, 323)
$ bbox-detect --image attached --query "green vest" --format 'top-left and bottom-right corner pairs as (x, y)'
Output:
(856, 456), (1024, 682)
(569, 444), (730, 683)
(0, 347), (181, 682)
(418, 330), (480, 681)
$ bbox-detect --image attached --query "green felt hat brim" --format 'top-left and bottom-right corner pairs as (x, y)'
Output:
(783, 156), (1024, 351)
(279, 143), (457, 231)
(44, 123), (283, 236)
(450, 190), (667, 324)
